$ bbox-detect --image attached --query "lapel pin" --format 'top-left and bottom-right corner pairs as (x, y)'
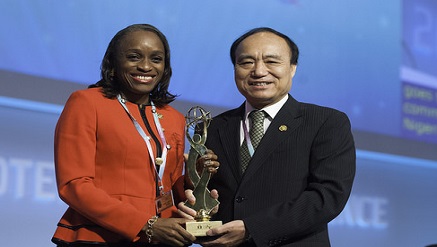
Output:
(279, 125), (288, 132)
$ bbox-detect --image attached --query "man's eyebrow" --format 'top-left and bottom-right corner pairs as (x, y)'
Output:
(236, 54), (255, 61)
(237, 54), (283, 60)
(263, 54), (282, 59)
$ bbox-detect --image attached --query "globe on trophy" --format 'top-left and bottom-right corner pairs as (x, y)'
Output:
(184, 106), (222, 236)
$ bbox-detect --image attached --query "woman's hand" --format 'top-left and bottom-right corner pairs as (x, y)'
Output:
(197, 149), (220, 174)
(145, 217), (196, 246)
(177, 189), (219, 219)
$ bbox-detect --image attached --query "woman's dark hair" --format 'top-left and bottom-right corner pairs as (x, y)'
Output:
(230, 27), (299, 66)
(89, 24), (175, 106)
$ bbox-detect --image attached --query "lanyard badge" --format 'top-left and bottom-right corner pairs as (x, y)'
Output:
(117, 95), (174, 213)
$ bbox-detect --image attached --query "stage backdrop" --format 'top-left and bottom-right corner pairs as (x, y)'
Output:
(1, 0), (437, 246)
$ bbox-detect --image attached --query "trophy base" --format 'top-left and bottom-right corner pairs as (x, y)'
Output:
(186, 220), (222, 237)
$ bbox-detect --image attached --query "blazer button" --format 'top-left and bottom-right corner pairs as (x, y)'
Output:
(235, 196), (245, 203)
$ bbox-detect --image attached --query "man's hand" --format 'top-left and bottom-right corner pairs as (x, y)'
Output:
(196, 220), (247, 247)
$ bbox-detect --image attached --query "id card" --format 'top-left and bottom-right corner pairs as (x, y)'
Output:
(155, 190), (175, 213)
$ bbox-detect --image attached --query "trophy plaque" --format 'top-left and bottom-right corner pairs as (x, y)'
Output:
(184, 106), (222, 236)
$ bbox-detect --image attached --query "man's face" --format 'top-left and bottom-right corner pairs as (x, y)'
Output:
(234, 32), (297, 109)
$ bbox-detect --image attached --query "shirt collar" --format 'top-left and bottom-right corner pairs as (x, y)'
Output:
(244, 94), (289, 120)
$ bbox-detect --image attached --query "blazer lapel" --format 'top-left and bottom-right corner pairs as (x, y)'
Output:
(243, 96), (303, 179)
(217, 105), (245, 182)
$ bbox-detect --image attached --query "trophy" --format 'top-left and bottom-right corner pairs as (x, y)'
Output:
(184, 106), (222, 236)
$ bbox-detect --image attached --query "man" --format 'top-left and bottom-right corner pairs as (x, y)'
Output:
(183, 27), (356, 247)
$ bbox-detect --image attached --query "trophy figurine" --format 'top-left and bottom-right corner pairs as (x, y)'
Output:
(184, 106), (222, 236)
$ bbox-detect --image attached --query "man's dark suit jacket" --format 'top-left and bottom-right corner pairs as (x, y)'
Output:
(206, 95), (356, 246)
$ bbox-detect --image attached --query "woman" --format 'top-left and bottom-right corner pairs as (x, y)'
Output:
(52, 24), (217, 247)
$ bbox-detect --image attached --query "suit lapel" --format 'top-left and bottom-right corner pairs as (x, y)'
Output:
(217, 105), (245, 182)
(243, 96), (303, 179)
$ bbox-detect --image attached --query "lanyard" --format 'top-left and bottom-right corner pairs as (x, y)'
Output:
(242, 116), (256, 157)
(117, 94), (168, 192)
